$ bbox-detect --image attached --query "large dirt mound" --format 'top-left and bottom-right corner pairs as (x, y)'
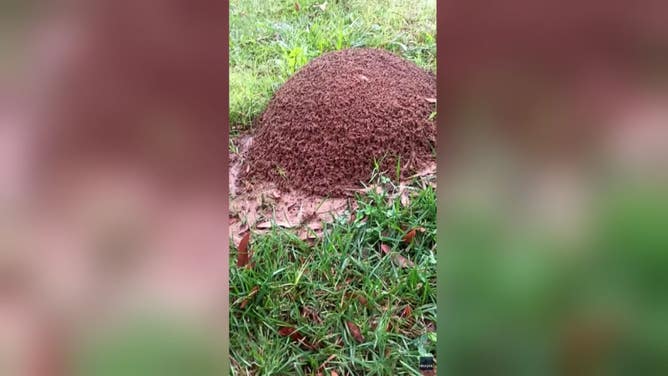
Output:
(241, 48), (436, 196)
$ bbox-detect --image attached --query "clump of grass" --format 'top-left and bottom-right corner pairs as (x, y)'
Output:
(229, 0), (436, 131)
(230, 175), (437, 375)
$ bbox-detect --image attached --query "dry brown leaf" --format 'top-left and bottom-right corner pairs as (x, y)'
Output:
(380, 243), (391, 254)
(400, 305), (412, 317)
(346, 321), (365, 343)
(294, 2), (300, 11)
(256, 221), (295, 229)
(357, 295), (368, 306)
(402, 229), (417, 244)
(393, 254), (414, 268)
(278, 326), (317, 350)
(236, 232), (250, 267)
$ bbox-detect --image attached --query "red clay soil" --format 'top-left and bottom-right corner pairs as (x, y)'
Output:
(240, 48), (436, 196)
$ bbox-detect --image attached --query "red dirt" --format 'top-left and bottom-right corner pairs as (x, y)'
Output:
(240, 48), (436, 196)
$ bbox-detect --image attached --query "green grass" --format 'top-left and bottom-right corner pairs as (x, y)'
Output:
(229, 0), (436, 130)
(230, 175), (437, 375)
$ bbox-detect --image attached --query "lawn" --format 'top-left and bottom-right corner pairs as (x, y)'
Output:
(229, 0), (436, 131)
(229, 1), (437, 374)
(230, 176), (437, 375)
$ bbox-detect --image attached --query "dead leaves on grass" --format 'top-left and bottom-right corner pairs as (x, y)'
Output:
(380, 242), (415, 268)
(236, 232), (251, 268)
(393, 254), (414, 268)
(278, 326), (318, 350)
(380, 243), (391, 254)
(402, 229), (417, 244)
(346, 321), (365, 343)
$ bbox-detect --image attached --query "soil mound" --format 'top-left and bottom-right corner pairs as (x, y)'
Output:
(241, 48), (436, 196)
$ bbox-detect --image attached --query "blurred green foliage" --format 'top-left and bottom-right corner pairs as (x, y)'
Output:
(75, 316), (225, 376)
(440, 179), (668, 375)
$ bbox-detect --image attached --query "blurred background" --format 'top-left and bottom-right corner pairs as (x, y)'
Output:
(439, 0), (668, 374)
(0, 1), (228, 375)
(2, 0), (667, 374)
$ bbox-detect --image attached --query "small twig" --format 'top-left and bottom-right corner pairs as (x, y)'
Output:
(318, 354), (337, 372)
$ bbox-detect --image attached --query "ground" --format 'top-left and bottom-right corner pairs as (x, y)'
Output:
(229, 0), (437, 375)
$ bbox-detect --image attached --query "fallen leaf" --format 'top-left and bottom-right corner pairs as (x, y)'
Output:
(393, 254), (414, 268)
(278, 326), (317, 350)
(278, 326), (302, 341)
(425, 97), (437, 103)
(294, 2), (300, 11)
(357, 295), (368, 306)
(257, 220), (296, 229)
(346, 321), (365, 343)
(402, 229), (417, 244)
(236, 232), (250, 267)
(400, 305), (412, 317)
(380, 243), (391, 254)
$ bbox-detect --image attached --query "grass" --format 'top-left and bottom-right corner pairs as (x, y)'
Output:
(229, 0), (436, 131)
(230, 175), (437, 375)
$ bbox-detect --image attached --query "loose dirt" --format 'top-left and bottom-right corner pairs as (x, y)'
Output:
(239, 48), (436, 196)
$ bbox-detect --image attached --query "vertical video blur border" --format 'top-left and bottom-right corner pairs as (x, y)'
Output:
(439, 0), (668, 374)
(0, 1), (229, 375)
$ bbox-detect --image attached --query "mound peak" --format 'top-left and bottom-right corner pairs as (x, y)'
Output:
(241, 48), (436, 196)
